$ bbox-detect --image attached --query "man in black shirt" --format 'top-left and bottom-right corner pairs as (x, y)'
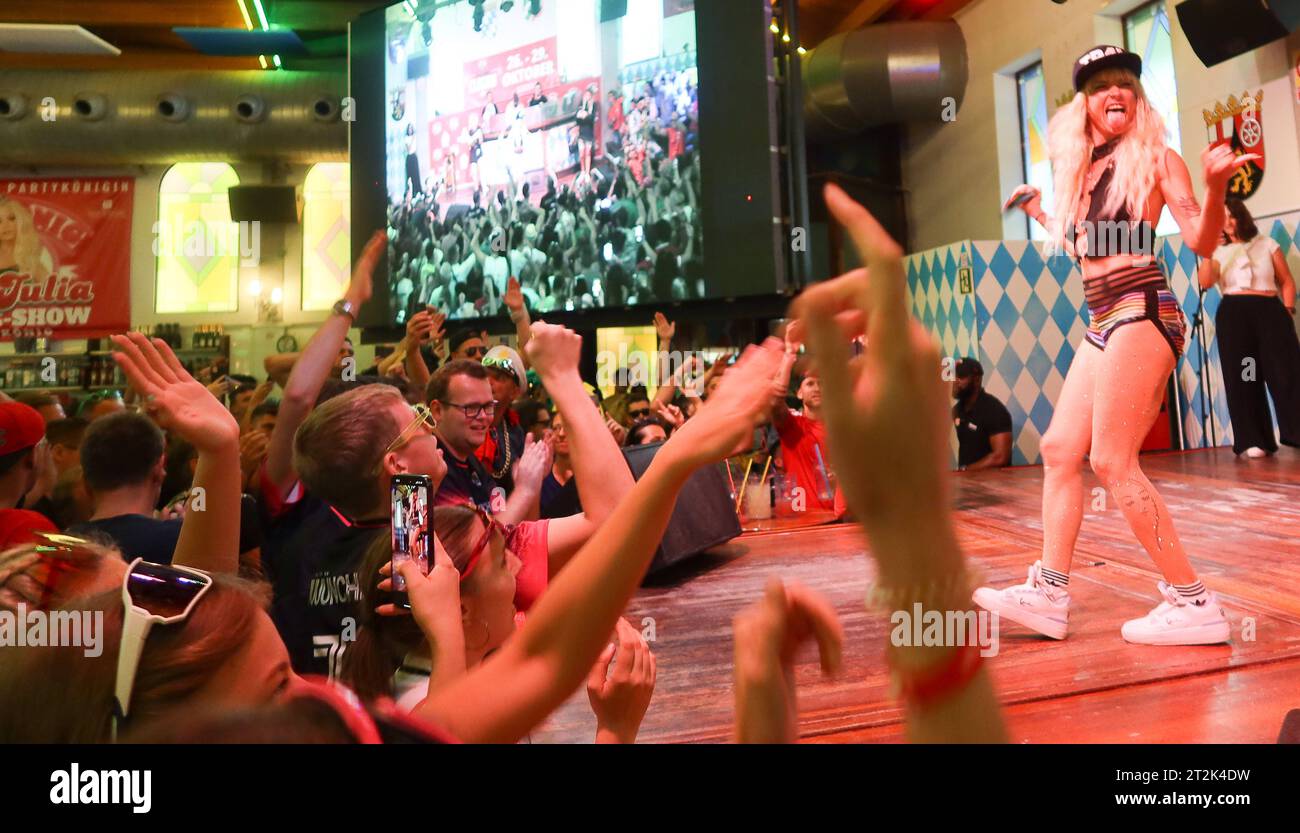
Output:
(951, 358), (1013, 471)
(69, 412), (180, 564)
(428, 359), (542, 519)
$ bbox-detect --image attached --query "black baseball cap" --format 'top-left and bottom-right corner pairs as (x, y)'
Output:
(1073, 45), (1142, 93)
(954, 357), (984, 379)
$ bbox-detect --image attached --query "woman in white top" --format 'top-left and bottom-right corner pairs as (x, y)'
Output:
(1198, 197), (1300, 457)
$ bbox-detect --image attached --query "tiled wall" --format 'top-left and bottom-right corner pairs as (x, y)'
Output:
(907, 212), (1300, 466)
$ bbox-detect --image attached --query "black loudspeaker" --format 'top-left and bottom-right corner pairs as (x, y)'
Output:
(443, 204), (471, 225)
(622, 441), (742, 578)
(599, 0), (628, 23)
(1176, 0), (1300, 68)
(228, 185), (301, 223)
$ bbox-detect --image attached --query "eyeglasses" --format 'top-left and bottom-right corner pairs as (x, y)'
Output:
(461, 506), (514, 582)
(463, 345), (488, 358)
(440, 400), (498, 420)
(627, 407), (651, 418)
(113, 558), (214, 740)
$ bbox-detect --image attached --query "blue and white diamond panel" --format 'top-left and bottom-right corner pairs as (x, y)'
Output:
(905, 213), (1300, 466)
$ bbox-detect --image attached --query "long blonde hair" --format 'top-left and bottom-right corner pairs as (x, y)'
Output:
(0, 195), (50, 280)
(1045, 69), (1168, 255)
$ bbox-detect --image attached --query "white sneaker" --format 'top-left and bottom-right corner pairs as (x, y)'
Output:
(1244, 447), (1269, 459)
(972, 561), (1070, 639)
(1120, 582), (1230, 645)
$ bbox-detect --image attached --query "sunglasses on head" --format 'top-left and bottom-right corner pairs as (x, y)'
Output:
(113, 557), (214, 740)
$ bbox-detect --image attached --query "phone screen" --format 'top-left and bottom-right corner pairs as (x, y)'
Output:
(603, 242), (615, 262)
(390, 475), (432, 608)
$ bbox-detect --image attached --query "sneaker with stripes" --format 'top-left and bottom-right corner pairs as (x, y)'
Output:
(972, 561), (1070, 640)
(1121, 582), (1230, 645)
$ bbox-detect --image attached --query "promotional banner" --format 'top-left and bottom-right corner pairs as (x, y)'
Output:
(465, 37), (559, 109)
(0, 177), (133, 340)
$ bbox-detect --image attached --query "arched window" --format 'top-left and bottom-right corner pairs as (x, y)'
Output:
(155, 163), (242, 313)
(302, 162), (351, 311)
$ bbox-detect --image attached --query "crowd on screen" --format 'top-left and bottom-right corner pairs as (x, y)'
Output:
(0, 187), (1006, 744)
(386, 69), (704, 323)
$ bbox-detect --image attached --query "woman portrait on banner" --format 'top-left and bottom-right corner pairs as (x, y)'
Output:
(0, 195), (54, 281)
(1198, 197), (1300, 458)
(986, 45), (1259, 645)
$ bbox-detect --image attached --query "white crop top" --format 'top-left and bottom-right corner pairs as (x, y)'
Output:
(1212, 236), (1281, 294)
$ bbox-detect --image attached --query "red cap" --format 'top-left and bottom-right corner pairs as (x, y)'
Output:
(0, 401), (46, 456)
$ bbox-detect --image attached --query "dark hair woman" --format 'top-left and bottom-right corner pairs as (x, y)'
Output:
(1197, 197), (1300, 457)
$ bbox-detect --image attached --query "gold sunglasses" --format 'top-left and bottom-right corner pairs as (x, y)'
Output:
(380, 404), (438, 463)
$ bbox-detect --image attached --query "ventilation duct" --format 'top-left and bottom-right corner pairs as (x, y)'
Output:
(0, 70), (347, 166)
(801, 21), (969, 141)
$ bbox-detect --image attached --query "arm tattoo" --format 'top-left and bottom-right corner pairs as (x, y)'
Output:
(1176, 196), (1202, 219)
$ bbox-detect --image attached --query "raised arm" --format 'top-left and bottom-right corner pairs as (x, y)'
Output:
(503, 277), (532, 361)
(525, 323), (638, 575)
(263, 352), (299, 389)
(265, 231), (385, 495)
(416, 340), (783, 743)
(111, 333), (242, 575)
(1162, 146), (1260, 259)
(791, 184), (1006, 743)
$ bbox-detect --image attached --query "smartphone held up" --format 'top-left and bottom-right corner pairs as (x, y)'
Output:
(390, 474), (433, 609)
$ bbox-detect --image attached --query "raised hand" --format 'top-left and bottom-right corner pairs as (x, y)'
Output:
(664, 339), (783, 467)
(733, 578), (843, 744)
(790, 184), (956, 581)
(511, 433), (553, 493)
(653, 311), (675, 343)
(111, 332), (239, 454)
(346, 230), (388, 309)
(239, 430), (270, 477)
(405, 310), (438, 345)
(605, 417), (627, 446)
(504, 276), (526, 316)
(1202, 144), (1261, 193)
(650, 399), (684, 430)
(587, 617), (657, 744)
(523, 322), (581, 381)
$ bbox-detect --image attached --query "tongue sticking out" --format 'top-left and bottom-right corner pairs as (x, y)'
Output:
(1105, 109), (1127, 130)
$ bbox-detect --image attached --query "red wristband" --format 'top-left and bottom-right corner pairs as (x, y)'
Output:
(889, 642), (984, 710)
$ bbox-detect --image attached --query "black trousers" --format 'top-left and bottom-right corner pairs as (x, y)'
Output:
(1215, 294), (1300, 453)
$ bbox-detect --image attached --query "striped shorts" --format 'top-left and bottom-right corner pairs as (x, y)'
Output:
(1085, 286), (1187, 358)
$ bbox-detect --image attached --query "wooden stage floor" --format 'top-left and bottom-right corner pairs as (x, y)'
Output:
(531, 447), (1300, 744)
